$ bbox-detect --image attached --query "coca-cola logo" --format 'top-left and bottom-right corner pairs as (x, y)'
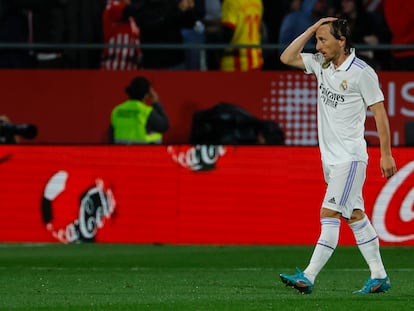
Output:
(372, 160), (414, 243)
(167, 145), (227, 171)
(41, 170), (116, 243)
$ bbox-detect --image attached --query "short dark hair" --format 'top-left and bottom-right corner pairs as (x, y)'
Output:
(125, 76), (150, 100)
(323, 18), (353, 54)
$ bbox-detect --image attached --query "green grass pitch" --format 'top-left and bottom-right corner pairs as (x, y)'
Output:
(0, 244), (412, 310)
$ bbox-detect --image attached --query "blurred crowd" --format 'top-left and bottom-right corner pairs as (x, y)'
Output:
(0, 0), (412, 71)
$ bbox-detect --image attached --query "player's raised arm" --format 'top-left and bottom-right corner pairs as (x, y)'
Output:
(280, 17), (337, 70)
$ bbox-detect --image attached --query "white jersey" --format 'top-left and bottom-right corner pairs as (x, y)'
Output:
(301, 49), (384, 165)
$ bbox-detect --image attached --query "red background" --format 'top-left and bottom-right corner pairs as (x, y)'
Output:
(0, 145), (413, 245)
(1, 70), (413, 145)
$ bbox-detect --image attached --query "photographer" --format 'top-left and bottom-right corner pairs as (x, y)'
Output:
(0, 115), (18, 144)
(0, 115), (38, 144)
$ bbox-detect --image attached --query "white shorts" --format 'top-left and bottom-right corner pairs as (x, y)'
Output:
(322, 161), (366, 219)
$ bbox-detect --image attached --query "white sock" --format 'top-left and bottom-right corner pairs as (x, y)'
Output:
(349, 215), (387, 279)
(304, 217), (340, 284)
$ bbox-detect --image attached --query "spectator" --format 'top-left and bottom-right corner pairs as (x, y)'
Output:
(101, 0), (142, 70)
(110, 76), (169, 144)
(30, 0), (68, 69)
(261, 0), (291, 70)
(64, 0), (106, 69)
(220, 0), (264, 72)
(278, 0), (329, 58)
(202, 0), (222, 70)
(288, 0), (304, 12)
(181, 0), (206, 70)
(126, 0), (197, 70)
(0, 0), (36, 68)
(364, 0), (383, 13)
(0, 0), (112, 69)
(337, 0), (391, 70)
(383, 0), (414, 71)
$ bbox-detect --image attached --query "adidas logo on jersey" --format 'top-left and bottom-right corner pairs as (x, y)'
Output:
(328, 197), (336, 204)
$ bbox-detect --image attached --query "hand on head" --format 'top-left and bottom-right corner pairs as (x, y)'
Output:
(311, 17), (338, 33)
(148, 88), (159, 103)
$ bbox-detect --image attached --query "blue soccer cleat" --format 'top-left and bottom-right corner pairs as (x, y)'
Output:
(353, 276), (391, 294)
(280, 267), (314, 294)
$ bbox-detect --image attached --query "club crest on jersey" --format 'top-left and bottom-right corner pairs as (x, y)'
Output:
(340, 80), (348, 90)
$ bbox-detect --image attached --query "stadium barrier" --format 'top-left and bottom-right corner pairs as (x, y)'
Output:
(0, 145), (413, 245)
(1, 70), (414, 146)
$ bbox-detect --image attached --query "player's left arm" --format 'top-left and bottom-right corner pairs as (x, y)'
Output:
(369, 102), (397, 178)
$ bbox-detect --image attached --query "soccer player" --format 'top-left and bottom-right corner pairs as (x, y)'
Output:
(278, 17), (397, 294)
(220, 0), (263, 71)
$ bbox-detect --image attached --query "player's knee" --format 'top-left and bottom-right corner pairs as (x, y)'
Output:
(347, 209), (365, 224)
(320, 207), (341, 218)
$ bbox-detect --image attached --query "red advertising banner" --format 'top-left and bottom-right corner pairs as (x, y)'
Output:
(0, 146), (413, 245)
(0, 70), (413, 146)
